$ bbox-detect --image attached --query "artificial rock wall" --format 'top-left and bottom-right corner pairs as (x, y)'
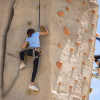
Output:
(0, 0), (99, 100)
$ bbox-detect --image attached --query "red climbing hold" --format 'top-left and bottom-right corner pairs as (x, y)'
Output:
(82, 95), (86, 99)
(67, 0), (71, 2)
(72, 67), (75, 70)
(76, 34), (79, 36)
(85, 29), (87, 32)
(76, 42), (80, 46)
(84, 52), (87, 55)
(66, 7), (69, 11)
(59, 82), (62, 85)
(57, 44), (62, 48)
(60, 20), (62, 23)
(69, 86), (73, 88)
(63, 27), (70, 35)
(57, 11), (64, 17)
(92, 24), (95, 27)
(92, 10), (95, 14)
(84, 77), (87, 80)
(83, 1), (86, 5)
(82, 62), (85, 65)
(56, 62), (63, 69)
(89, 39), (93, 43)
(70, 48), (74, 52)
(76, 20), (79, 22)
(75, 80), (78, 82)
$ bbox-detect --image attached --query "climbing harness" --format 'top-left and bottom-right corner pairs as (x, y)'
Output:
(29, 47), (42, 70)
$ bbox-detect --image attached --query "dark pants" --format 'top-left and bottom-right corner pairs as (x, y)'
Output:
(94, 55), (100, 68)
(19, 49), (39, 82)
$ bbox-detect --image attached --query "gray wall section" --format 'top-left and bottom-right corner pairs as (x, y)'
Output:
(0, 0), (16, 99)
(0, 0), (99, 100)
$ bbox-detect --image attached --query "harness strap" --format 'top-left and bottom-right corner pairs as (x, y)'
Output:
(29, 47), (41, 61)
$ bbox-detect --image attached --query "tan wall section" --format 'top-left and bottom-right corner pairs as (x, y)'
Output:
(0, 0), (99, 100)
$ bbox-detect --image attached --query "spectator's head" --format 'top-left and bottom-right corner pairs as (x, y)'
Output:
(27, 29), (35, 37)
(95, 58), (99, 62)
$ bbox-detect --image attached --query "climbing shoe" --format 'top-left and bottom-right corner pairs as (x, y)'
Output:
(20, 63), (25, 69)
(29, 85), (39, 91)
(94, 73), (100, 79)
(92, 67), (98, 72)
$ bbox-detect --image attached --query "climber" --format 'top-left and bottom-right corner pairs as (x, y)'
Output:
(93, 33), (100, 79)
(19, 25), (49, 91)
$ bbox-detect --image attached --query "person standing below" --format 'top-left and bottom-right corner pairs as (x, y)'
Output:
(19, 25), (49, 91)
(93, 33), (100, 79)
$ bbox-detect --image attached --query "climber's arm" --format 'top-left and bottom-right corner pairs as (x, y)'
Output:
(39, 25), (49, 35)
(96, 37), (100, 41)
(22, 41), (28, 48)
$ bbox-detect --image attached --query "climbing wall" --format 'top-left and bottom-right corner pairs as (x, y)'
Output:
(0, 0), (99, 100)
(50, 0), (99, 100)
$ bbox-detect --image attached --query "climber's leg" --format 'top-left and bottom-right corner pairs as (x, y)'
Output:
(29, 51), (39, 91)
(94, 61), (100, 79)
(19, 49), (33, 69)
(93, 55), (100, 71)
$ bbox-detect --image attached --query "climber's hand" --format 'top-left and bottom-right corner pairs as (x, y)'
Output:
(96, 33), (99, 38)
(40, 25), (45, 28)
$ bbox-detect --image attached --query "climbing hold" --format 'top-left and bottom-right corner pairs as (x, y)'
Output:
(56, 61), (63, 69)
(57, 43), (62, 48)
(60, 20), (62, 23)
(92, 74), (94, 78)
(83, 1), (86, 5)
(36, 6), (39, 9)
(82, 62), (85, 65)
(96, 33), (99, 37)
(90, 88), (93, 93)
(84, 77), (87, 80)
(76, 34), (79, 36)
(27, 21), (31, 25)
(76, 20), (79, 22)
(69, 86), (73, 88)
(82, 95), (86, 99)
(92, 10), (95, 14)
(76, 42), (80, 46)
(40, 27), (45, 32)
(59, 82), (62, 85)
(89, 39), (93, 43)
(66, 7), (69, 11)
(75, 80), (78, 82)
(58, 91), (61, 94)
(57, 11), (64, 17)
(92, 24), (95, 27)
(97, 15), (99, 18)
(67, 0), (71, 2)
(85, 29), (87, 32)
(84, 52), (87, 55)
(89, 81), (91, 83)
(72, 67), (75, 70)
(15, 51), (19, 54)
(70, 48), (74, 52)
(63, 27), (70, 35)
(43, 5), (46, 8)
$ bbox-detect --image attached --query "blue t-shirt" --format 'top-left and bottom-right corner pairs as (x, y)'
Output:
(26, 32), (40, 47)
(96, 37), (100, 41)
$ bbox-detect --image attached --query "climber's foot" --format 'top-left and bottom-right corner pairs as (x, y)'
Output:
(92, 67), (98, 72)
(94, 73), (100, 79)
(29, 85), (39, 91)
(20, 63), (25, 69)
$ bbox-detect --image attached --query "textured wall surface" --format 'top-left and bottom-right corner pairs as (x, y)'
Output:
(0, 0), (99, 100)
